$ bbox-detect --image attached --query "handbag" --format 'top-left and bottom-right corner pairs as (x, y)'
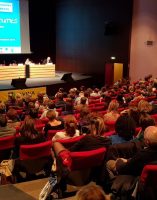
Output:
(0, 159), (15, 185)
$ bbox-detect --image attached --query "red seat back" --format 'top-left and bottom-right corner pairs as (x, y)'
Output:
(55, 135), (85, 149)
(47, 129), (64, 140)
(70, 147), (106, 170)
(20, 141), (52, 160)
(0, 136), (15, 150)
(105, 120), (116, 131)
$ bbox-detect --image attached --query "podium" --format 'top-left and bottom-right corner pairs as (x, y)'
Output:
(105, 63), (123, 86)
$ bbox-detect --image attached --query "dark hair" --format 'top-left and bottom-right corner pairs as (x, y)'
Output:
(29, 108), (39, 119)
(139, 113), (156, 131)
(115, 114), (136, 140)
(0, 114), (7, 127)
(80, 97), (87, 105)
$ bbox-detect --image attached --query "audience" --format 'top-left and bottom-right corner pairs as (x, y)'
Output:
(0, 114), (16, 137)
(44, 110), (64, 137)
(52, 115), (79, 141)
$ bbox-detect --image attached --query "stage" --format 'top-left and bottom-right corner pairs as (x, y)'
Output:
(0, 71), (93, 95)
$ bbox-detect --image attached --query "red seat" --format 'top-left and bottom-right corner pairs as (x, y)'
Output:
(103, 131), (115, 137)
(14, 141), (53, 180)
(58, 147), (107, 188)
(94, 102), (104, 107)
(20, 141), (52, 160)
(90, 106), (105, 112)
(138, 164), (157, 200)
(105, 120), (116, 131)
(151, 114), (157, 123)
(0, 136), (15, 161)
(41, 118), (49, 124)
(70, 147), (106, 171)
(0, 135), (15, 150)
(47, 129), (64, 140)
(55, 135), (85, 149)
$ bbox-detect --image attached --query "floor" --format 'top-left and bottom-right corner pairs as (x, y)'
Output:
(0, 178), (80, 200)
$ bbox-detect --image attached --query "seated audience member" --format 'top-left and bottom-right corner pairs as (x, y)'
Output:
(104, 100), (120, 123)
(109, 114), (136, 145)
(78, 108), (91, 134)
(40, 101), (58, 119)
(15, 93), (24, 108)
(0, 101), (6, 114)
(28, 108), (42, 124)
(55, 93), (66, 109)
(44, 110), (64, 137)
(134, 113), (155, 142)
(62, 98), (74, 115)
(106, 126), (157, 180)
(52, 115), (79, 141)
(7, 108), (21, 129)
(76, 183), (110, 200)
(0, 114), (16, 137)
(74, 97), (88, 112)
(53, 116), (111, 154)
(138, 99), (152, 114)
(13, 118), (45, 158)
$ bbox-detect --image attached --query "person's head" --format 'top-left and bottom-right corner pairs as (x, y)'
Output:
(144, 126), (157, 147)
(90, 116), (106, 136)
(47, 101), (55, 109)
(76, 183), (107, 200)
(29, 108), (39, 119)
(138, 100), (152, 113)
(0, 102), (6, 114)
(7, 108), (18, 121)
(139, 113), (156, 131)
(20, 118), (38, 138)
(64, 115), (77, 137)
(115, 114), (136, 140)
(0, 114), (7, 127)
(108, 100), (119, 112)
(80, 97), (87, 105)
(46, 110), (56, 121)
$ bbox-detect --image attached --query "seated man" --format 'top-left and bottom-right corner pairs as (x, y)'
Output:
(105, 126), (157, 198)
(0, 114), (16, 137)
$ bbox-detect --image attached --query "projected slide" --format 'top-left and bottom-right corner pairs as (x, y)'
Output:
(0, 0), (21, 53)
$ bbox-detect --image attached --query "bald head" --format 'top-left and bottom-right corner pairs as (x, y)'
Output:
(144, 126), (157, 145)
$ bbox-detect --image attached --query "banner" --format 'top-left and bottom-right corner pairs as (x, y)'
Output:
(0, 87), (46, 102)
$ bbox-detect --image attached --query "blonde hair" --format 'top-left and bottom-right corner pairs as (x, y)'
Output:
(138, 100), (152, 113)
(90, 116), (106, 136)
(76, 183), (107, 200)
(108, 100), (119, 112)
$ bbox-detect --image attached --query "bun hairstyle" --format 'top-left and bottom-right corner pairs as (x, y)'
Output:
(64, 115), (77, 137)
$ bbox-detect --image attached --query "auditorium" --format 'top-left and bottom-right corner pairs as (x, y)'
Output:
(0, 0), (157, 200)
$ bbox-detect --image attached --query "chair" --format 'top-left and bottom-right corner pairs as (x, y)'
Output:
(151, 114), (157, 123)
(105, 120), (116, 131)
(14, 141), (53, 181)
(137, 164), (157, 200)
(47, 129), (64, 140)
(55, 135), (85, 149)
(0, 135), (15, 161)
(90, 106), (105, 112)
(58, 147), (107, 196)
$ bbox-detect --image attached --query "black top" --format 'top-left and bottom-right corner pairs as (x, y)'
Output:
(69, 135), (111, 152)
(116, 146), (157, 176)
(44, 121), (65, 137)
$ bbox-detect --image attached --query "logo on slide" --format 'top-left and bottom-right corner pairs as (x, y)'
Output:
(0, 2), (13, 12)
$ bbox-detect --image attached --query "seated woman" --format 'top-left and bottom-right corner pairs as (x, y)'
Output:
(7, 108), (21, 129)
(52, 115), (79, 141)
(0, 114), (16, 137)
(104, 100), (120, 124)
(44, 110), (64, 137)
(109, 114), (136, 145)
(53, 116), (111, 154)
(13, 118), (45, 158)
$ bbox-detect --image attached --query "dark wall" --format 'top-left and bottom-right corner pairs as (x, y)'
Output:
(56, 0), (133, 79)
